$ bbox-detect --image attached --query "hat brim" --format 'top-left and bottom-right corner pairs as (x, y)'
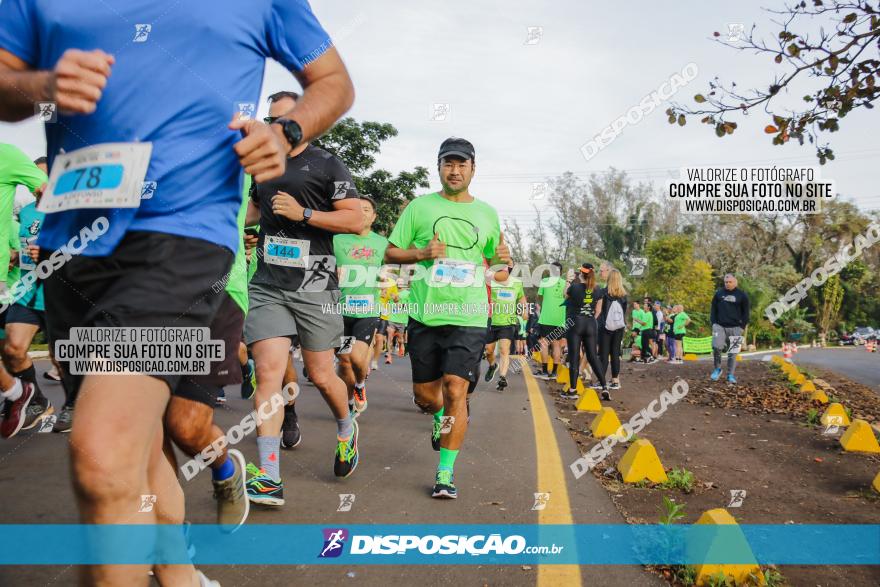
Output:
(438, 150), (473, 161)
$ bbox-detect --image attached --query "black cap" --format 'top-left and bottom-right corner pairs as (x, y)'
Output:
(438, 137), (475, 162)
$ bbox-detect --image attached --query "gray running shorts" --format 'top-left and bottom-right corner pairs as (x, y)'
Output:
(245, 281), (343, 351)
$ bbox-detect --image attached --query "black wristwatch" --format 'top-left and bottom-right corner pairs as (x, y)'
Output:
(302, 208), (313, 224)
(274, 118), (303, 152)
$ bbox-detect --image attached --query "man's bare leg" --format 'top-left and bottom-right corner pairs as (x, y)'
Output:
(69, 374), (169, 587)
(150, 428), (199, 587)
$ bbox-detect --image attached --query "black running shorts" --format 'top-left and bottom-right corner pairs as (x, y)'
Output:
(343, 316), (379, 344)
(488, 324), (516, 343)
(538, 323), (566, 340)
(407, 318), (487, 384)
(175, 292), (245, 406)
(42, 231), (233, 396)
(6, 303), (47, 330)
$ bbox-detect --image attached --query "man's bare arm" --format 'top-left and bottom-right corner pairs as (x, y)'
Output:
(287, 47), (354, 143)
(0, 48), (113, 122)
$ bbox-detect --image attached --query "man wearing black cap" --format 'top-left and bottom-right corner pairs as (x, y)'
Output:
(386, 137), (511, 499)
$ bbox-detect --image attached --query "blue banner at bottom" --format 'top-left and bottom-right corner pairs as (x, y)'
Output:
(0, 524), (877, 565)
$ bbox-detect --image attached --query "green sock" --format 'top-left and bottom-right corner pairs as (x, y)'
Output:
(433, 406), (444, 424)
(438, 447), (459, 472)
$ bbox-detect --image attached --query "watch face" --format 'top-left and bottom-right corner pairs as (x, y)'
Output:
(283, 120), (303, 146)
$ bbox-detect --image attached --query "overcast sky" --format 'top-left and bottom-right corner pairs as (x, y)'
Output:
(3, 0), (878, 224)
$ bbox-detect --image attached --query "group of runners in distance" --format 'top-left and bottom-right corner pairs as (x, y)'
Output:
(0, 2), (754, 585)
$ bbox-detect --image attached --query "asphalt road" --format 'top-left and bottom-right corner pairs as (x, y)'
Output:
(746, 346), (880, 391)
(0, 358), (661, 587)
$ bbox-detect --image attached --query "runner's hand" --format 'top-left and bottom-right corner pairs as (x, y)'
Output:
(495, 232), (511, 265)
(271, 191), (305, 221)
(243, 233), (258, 262)
(8, 251), (18, 271)
(420, 232), (446, 260)
(34, 183), (47, 199)
(27, 244), (40, 263)
(51, 49), (114, 115)
(230, 118), (286, 183)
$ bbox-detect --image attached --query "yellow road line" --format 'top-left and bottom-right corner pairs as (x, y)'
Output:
(518, 357), (581, 586)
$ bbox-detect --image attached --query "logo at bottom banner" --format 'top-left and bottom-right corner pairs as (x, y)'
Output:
(318, 528), (348, 558)
(321, 528), (539, 556)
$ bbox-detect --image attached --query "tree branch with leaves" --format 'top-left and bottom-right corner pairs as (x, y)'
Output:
(668, 0), (880, 163)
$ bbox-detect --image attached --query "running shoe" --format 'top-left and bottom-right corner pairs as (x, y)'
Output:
(727, 374), (737, 384)
(432, 469), (457, 499)
(590, 382), (602, 389)
(710, 368), (722, 381)
(0, 382), (34, 439)
(280, 409), (302, 449)
(213, 448), (249, 532)
(496, 375), (508, 391)
(537, 371), (553, 380)
(334, 419), (359, 478)
(240, 359), (256, 399)
(215, 389), (226, 406)
(245, 463), (284, 506)
(600, 388), (611, 401)
(353, 383), (367, 413)
(560, 389), (578, 400)
(43, 369), (61, 382)
(371, 360), (378, 370)
(22, 393), (53, 431)
(484, 363), (498, 383)
(53, 405), (74, 433)
(384, 355), (392, 365)
(431, 417), (442, 451)
(609, 381), (621, 391)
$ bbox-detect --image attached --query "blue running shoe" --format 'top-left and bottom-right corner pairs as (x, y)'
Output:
(710, 368), (722, 381)
(727, 374), (737, 384)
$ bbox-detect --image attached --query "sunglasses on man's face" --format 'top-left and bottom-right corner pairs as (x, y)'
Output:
(264, 116), (280, 124)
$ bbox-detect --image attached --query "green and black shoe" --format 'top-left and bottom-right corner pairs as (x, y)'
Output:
(431, 469), (457, 499)
(245, 463), (284, 506)
(334, 419), (359, 478)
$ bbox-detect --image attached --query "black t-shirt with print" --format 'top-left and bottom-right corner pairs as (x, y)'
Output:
(566, 282), (600, 319)
(250, 145), (358, 292)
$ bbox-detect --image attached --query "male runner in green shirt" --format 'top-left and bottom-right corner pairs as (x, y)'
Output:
(333, 195), (388, 415)
(386, 137), (510, 499)
(536, 262), (568, 379)
(0, 145), (46, 439)
(0, 144), (46, 288)
(484, 274), (526, 391)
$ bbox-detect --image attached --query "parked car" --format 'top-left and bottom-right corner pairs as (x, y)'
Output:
(852, 327), (876, 345)
(839, 332), (857, 346)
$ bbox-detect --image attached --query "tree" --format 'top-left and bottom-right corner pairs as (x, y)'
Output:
(817, 274), (845, 343)
(668, 0), (880, 163)
(314, 117), (429, 235)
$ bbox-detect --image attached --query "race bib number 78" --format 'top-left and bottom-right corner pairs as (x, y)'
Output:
(40, 143), (153, 213)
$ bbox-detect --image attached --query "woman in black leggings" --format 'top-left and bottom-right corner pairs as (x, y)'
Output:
(564, 263), (607, 398)
(596, 268), (628, 391)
